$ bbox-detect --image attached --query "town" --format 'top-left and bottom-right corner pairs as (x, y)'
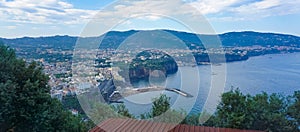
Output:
(12, 44), (299, 104)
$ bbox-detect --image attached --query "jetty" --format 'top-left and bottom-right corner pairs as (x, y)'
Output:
(165, 88), (193, 97)
(109, 87), (193, 102)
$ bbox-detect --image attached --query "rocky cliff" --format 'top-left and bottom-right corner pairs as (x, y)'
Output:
(128, 50), (178, 83)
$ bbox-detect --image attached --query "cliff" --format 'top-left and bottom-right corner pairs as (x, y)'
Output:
(128, 50), (178, 83)
(194, 53), (249, 64)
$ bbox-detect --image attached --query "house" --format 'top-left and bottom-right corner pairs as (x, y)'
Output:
(89, 118), (263, 132)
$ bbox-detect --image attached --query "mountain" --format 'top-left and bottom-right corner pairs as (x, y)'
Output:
(0, 35), (77, 50)
(164, 30), (300, 48)
(220, 31), (300, 47)
(1, 30), (300, 50)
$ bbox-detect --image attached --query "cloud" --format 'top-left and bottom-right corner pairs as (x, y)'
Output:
(5, 25), (17, 29)
(189, 0), (241, 14)
(90, 0), (204, 26)
(0, 0), (97, 24)
(92, 0), (300, 25)
(231, 0), (300, 18)
(0, 0), (299, 26)
(192, 0), (300, 21)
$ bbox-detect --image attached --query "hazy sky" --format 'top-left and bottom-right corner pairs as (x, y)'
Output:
(0, 0), (300, 38)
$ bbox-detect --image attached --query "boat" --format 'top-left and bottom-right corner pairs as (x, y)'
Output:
(213, 63), (222, 66)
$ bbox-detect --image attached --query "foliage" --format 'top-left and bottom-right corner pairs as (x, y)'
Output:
(62, 95), (85, 115)
(287, 91), (300, 128)
(140, 94), (186, 124)
(210, 89), (248, 129)
(112, 104), (134, 118)
(151, 94), (171, 117)
(140, 94), (171, 119)
(182, 113), (201, 126)
(0, 45), (88, 131)
(152, 109), (186, 124)
(87, 103), (121, 125)
(205, 89), (298, 132)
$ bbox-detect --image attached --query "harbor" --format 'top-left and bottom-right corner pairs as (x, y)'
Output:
(109, 87), (193, 102)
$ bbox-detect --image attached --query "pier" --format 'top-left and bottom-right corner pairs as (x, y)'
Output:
(165, 88), (193, 97)
(109, 87), (193, 102)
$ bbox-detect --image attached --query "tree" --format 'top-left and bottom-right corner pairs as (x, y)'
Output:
(205, 89), (297, 132)
(181, 113), (200, 126)
(62, 95), (85, 115)
(0, 45), (87, 131)
(139, 94), (172, 120)
(140, 94), (186, 124)
(151, 94), (171, 117)
(112, 104), (134, 118)
(288, 91), (300, 130)
(87, 103), (121, 125)
(247, 93), (294, 131)
(208, 89), (248, 129)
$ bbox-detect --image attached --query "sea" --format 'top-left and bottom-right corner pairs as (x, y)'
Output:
(119, 53), (300, 116)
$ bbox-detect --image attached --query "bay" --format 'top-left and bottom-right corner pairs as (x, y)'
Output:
(120, 53), (300, 116)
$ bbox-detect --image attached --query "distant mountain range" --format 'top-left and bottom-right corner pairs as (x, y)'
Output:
(1, 30), (300, 50)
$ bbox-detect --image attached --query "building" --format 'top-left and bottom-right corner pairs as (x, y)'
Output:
(89, 118), (263, 132)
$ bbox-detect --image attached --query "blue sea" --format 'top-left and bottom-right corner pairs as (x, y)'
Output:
(120, 53), (300, 116)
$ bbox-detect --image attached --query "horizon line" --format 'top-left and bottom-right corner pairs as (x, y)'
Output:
(1, 29), (299, 39)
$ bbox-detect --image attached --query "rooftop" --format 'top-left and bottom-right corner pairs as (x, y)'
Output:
(90, 118), (263, 132)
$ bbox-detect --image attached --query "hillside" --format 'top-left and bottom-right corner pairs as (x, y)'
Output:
(1, 30), (300, 50)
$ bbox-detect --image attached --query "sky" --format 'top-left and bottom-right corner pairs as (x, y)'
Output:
(0, 0), (300, 38)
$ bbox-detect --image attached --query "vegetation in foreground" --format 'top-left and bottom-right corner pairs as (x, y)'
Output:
(87, 89), (300, 132)
(204, 89), (300, 132)
(0, 44), (89, 131)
